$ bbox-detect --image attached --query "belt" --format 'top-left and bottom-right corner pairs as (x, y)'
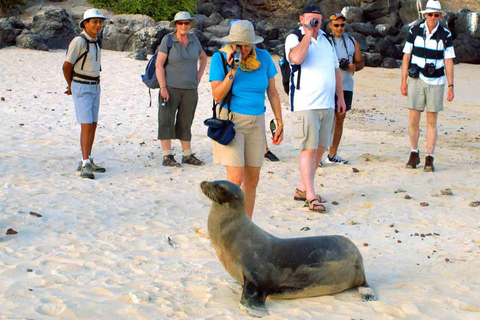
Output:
(73, 79), (100, 85)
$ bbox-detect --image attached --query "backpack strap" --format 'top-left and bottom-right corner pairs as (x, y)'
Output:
(212, 52), (233, 119)
(290, 29), (304, 90)
(164, 33), (174, 66)
(72, 34), (101, 81)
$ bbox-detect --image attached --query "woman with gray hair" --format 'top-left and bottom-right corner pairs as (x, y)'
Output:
(209, 20), (284, 219)
(156, 12), (208, 167)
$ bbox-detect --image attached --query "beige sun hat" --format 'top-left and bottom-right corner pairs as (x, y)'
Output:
(220, 20), (264, 45)
(79, 8), (107, 29)
(169, 11), (198, 29)
(420, 0), (446, 16)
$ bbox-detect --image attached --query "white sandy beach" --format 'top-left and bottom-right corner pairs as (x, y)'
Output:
(0, 47), (479, 319)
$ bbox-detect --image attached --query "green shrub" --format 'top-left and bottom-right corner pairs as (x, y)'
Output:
(0, 0), (26, 15)
(88, 0), (198, 21)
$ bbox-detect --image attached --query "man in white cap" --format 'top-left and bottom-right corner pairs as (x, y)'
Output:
(401, 0), (455, 172)
(63, 9), (107, 179)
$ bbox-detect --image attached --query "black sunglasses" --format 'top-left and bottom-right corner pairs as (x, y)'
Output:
(333, 23), (345, 28)
(427, 13), (441, 18)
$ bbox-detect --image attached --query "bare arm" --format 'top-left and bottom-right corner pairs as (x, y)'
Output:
(155, 52), (169, 101)
(197, 50), (207, 82)
(62, 61), (73, 95)
(445, 58), (454, 101)
(266, 78), (283, 145)
(335, 68), (346, 114)
(352, 39), (364, 72)
(211, 51), (237, 103)
(400, 53), (411, 96)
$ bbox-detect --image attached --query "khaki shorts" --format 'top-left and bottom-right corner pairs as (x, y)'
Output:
(213, 109), (266, 167)
(292, 109), (335, 150)
(407, 77), (444, 112)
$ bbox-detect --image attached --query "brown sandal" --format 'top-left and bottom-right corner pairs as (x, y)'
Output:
(294, 188), (327, 203)
(304, 198), (326, 213)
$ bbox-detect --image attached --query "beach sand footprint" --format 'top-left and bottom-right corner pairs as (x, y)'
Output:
(37, 303), (67, 316)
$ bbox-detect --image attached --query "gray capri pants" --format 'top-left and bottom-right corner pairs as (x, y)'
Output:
(158, 87), (199, 141)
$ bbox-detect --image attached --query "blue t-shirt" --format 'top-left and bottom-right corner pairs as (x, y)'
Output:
(209, 48), (277, 115)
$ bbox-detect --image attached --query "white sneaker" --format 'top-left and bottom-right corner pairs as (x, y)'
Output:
(326, 154), (349, 164)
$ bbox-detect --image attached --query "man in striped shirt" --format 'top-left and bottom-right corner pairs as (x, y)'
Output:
(400, 0), (455, 172)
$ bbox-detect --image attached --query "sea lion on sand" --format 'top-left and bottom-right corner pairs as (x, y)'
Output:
(201, 180), (376, 317)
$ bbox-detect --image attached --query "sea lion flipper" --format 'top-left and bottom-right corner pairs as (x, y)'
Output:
(239, 278), (268, 318)
(358, 285), (376, 301)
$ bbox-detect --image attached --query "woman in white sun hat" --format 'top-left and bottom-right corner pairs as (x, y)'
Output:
(401, 0), (455, 172)
(155, 11), (208, 167)
(209, 20), (284, 219)
(63, 8), (107, 180)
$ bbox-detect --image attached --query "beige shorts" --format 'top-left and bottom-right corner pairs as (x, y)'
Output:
(292, 109), (335, 150)
(213, 109), (266, 167)
(407, 77), (444, 112)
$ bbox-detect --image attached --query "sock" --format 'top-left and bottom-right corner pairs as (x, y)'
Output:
(427, 153), (434, 158)
(183, 149), (191, 157)
(163, 150), (172, 157)
(411, 148), (419, 153)
(82, 159), (90, 166)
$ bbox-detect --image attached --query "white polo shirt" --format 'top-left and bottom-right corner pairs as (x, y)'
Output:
(285, 28), (339, 111)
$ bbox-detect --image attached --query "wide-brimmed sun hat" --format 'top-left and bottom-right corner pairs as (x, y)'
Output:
(169, 11), (197, 29)
(420, 0), (446, 16)
(220, 20), (264, 45)
(79, 8), (107, 29)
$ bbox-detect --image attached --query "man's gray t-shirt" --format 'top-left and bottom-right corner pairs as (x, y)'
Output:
(159, 33), (202, 89)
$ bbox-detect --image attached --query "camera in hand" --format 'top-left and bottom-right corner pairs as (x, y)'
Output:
(304, 18), (319, 29)
(339, 58), (349, 71)
(424, 63), (436, 76)
(233, 47), (242, 69)
(408, 64), (420, 78)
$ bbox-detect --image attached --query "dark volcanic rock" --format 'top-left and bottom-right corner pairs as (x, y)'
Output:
(361, 0), (400, 21)
(15, 30), (49, 51)
(376, 24), (399, 37)
(399, 0), (427, 25)
(0, 18), (25, 48)
(31, 7), (76, 49)
(342, 6), (364, 23)
(102, 15), (156, 52)
(453, 33), (480, 64)
(363, 52), (383, 67)
(381, 57), (400, 68)
(351, 22), (377, 36)
(455, 9), (480, 40)
(197, 2), (216, 16)
(350, 32), (368, 51)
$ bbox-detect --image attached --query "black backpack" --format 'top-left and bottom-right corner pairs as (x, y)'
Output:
(279, 30), (333, 95)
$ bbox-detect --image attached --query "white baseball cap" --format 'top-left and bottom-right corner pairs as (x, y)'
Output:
(80, 8), (107, 29)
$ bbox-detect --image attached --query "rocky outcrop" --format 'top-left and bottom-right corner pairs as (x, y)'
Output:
(30, 7), (75, 49)
(454, 33), (480, 63)
(0, 17), (24, 48)
(2, 0), (480, 66)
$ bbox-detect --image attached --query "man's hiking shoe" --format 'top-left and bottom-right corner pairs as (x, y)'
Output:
(424, 156), (435, 172)
(80, 163), (94, 179)
(162, 155), (181, 167)
(326, 154), (349, 164)
(264, 150), (280, 162)
(406, 151), (420, 169)
(77, 159), (106, 173)
(182, 153), (205, 166)
(318, 160), (324, 167)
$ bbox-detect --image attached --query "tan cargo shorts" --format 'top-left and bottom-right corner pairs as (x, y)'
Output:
(407, 77), (445, 112)
(292, 108), (335, 150)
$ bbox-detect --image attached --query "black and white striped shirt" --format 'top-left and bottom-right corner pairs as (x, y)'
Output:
(403, 22), (455, 85)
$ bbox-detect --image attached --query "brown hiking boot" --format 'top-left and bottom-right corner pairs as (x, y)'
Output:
(162, 155), (181, 167)
(406, 151), (420, 169)
(424, 156), (435, 172)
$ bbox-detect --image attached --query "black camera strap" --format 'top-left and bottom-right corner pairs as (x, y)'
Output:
(212, 53), (233, 120)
